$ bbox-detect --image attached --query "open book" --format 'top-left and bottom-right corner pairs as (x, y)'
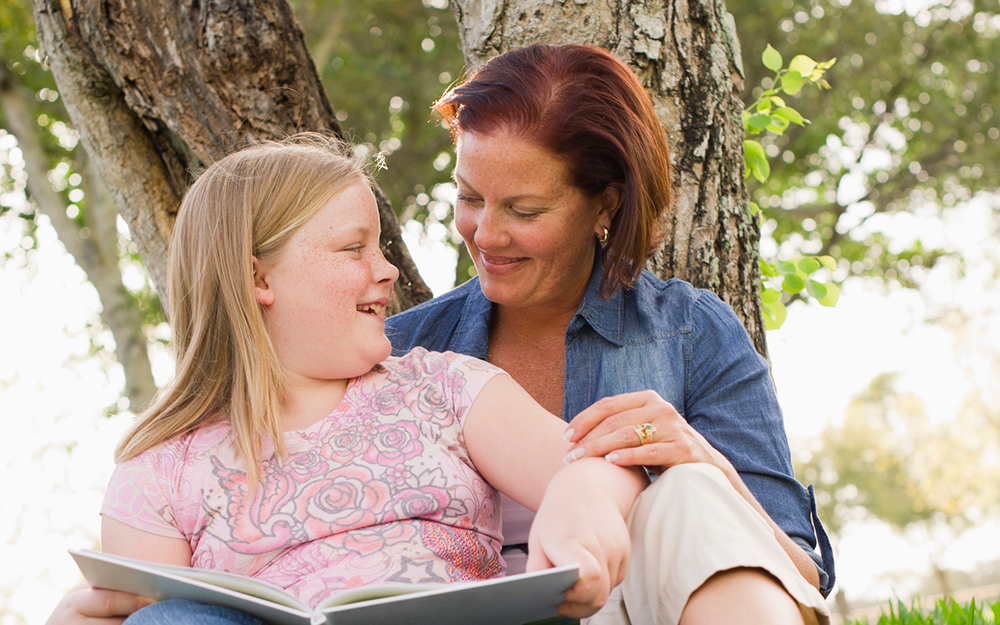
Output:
(70, 548), (578, 625)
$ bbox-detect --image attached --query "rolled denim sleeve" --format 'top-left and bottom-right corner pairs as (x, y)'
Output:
(685, 291), (835, 596)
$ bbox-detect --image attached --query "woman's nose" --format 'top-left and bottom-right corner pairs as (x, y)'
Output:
(473, 206), (509, 250)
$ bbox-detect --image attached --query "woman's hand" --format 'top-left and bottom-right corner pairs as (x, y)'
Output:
(562, 390), (731, 475)
(45, 584), (153, 625)
(525, 458), (642, 619)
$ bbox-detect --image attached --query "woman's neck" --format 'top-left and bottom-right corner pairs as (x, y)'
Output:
(280, 376), (350, 432)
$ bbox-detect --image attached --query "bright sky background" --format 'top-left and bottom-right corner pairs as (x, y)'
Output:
(1, 191), (998, 623)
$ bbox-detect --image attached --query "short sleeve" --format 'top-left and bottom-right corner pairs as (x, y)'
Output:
(101, 447), (186, 540)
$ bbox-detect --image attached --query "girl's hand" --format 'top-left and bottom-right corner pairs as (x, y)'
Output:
(562, 390), (731, 475)
(524, 459), (639, 619)
(45, 584), (153, 625)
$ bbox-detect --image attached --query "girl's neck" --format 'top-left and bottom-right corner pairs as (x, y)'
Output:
(280, 376), (351, 432)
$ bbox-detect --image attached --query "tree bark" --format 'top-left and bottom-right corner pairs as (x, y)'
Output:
(31, 0), (430, 314)
(451, 0), (768, 357)
(0, 62), (158, 411)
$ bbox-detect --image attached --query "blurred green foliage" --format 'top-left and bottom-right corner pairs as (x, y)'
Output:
(729, 0), (999, 294)
(290, 0), (474, 284)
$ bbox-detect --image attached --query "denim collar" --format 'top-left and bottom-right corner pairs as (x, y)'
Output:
(459, 251), (626, 353)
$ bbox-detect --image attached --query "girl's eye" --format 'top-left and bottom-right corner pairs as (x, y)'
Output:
(345, 244), (365, 253)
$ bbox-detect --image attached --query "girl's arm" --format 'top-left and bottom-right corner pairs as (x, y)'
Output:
(463, 374), (648, 619)
(102, 516), (193, 565)
(44, 518), (190, 624)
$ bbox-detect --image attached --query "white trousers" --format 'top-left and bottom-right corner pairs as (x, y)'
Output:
(583, 463), (830, 625)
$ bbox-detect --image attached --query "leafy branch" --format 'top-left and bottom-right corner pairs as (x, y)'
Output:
(744, 44), (839, 330)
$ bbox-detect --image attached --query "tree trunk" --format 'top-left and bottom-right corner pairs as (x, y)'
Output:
(0, 63), (157, 411)
(451, 0), (768, 357)
(31, 0), (431, 315)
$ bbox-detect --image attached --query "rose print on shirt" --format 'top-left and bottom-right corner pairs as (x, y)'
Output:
(299, 465), (392, 537)
(363, 421), (423, 466)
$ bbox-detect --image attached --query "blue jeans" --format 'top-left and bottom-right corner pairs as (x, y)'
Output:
(124, 599), (261, 625)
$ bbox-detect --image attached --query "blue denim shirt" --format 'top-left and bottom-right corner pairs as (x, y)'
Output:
(386, 261), (835, 596)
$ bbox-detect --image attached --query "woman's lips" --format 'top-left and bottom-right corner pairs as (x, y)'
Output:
(480, 253), (527, 274)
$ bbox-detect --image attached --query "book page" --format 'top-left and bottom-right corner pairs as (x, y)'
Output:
(318, 565), (579, 625)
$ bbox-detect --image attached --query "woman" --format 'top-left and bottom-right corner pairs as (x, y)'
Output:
(386, 43), (834, 624)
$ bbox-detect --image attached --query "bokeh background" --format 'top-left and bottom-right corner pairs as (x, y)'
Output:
(2, 0), (999, 622)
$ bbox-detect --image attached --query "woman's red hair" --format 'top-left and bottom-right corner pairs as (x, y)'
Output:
(434, 44), (672, 296)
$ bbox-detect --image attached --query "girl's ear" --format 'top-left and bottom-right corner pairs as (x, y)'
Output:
(252, 256), (275, 306)
(596, 183), (623, 235)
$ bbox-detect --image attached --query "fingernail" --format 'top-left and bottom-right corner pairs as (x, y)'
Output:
(562, 428), (575, 442)
(605, 452), (619, 463)
(563, 447), (585, 464)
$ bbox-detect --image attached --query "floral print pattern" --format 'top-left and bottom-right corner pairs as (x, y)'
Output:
(102, 348), (505, 608)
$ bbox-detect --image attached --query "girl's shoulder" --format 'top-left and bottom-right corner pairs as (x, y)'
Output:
(377, 347), (499, 379)
(122, 416), (233, 469)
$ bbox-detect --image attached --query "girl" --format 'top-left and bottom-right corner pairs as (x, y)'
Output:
(47, 135), (645, 625)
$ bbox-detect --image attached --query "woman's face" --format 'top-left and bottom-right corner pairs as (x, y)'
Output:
(453, 130), (614, 314)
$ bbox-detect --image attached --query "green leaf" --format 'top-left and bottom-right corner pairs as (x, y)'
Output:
(766, 115), (790, 134)
(760, 259), (778, 277)
(746, 114), (774, 133)
(777, 260), (799, 276)
(743, 140), (770, 182)
(772, 106), (807, 126)
(782, 273), (805, 293)
(788, 54), (817, 77)
(749, 201), (761, 216)
(818, 282), (840, 307)
(761, 286), (781, 303)
(818, 255), (837, 270)
(762, 44), (783, 72)
(763, 298), (787, 330)
(797, 257), (820, 274)
(805, 279), (827, 300)
(781, 70), (803, 95)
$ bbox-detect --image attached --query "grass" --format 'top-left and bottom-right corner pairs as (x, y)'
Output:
(845, 597), (1000, 624)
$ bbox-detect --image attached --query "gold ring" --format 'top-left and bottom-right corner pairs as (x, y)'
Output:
(634, 423), (656, 445)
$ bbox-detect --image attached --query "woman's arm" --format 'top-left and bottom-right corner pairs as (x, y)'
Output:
(463, 374), (648, 618)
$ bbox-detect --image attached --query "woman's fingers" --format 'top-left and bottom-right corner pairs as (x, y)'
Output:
(563, 391), (663, 443)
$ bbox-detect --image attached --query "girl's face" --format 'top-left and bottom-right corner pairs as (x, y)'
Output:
(453, 130), (615, 315)
(254, 181), (398, 383)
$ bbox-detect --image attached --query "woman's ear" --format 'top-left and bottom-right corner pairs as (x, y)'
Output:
(252, 256), (275, 306)
(596, 184), (623, 235)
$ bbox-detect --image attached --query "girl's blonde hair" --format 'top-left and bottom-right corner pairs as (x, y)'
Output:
(116, 134), (367, 484)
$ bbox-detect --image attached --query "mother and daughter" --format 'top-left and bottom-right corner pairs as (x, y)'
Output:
(49, 44), (833, 625)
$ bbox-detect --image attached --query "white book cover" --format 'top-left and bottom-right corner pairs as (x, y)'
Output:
(70, 548), (579, 625)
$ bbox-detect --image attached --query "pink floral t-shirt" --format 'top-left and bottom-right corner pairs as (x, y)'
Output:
(102, 348), (506, 608)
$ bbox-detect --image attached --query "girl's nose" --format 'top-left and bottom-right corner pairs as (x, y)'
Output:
(376, 249), (400, 284)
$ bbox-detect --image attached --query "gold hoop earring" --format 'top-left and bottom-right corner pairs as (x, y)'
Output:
(598, 227), (609, 244)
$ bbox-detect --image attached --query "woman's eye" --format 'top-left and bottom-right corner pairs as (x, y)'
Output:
(510, 207), (539, 219)
(456, 194), (482, 205)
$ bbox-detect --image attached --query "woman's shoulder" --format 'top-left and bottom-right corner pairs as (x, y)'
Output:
(630, 271), (729, 314)
(385, 279), (485, 354)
